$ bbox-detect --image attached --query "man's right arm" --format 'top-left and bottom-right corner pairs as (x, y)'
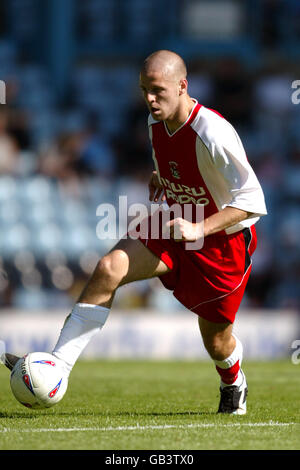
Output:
(148, 170), (166, 202)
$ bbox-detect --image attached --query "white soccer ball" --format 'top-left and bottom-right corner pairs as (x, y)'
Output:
(10, 352), (68, 409)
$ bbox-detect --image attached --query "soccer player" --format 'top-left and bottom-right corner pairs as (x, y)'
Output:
(4, 50), (267, 414)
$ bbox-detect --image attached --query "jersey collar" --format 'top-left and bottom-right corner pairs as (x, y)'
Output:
(163, 98), (200, 137)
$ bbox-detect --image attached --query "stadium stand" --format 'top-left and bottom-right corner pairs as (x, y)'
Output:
(0, 0), (300, 312)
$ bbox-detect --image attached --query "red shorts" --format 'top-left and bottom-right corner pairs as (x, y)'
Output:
(138, 224), (257, 323)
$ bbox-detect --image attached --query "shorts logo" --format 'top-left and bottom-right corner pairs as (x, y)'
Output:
(169, 161), (180, 179)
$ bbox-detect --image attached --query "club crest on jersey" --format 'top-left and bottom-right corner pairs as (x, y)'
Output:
(169, 161), (180, 179)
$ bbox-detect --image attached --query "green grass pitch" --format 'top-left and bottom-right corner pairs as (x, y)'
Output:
(0, 359), (299, 450)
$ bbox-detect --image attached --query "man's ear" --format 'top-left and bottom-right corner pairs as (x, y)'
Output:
(179, 79), (188, 95)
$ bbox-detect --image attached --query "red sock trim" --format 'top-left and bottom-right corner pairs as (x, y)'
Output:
(216, 360), (240, 385)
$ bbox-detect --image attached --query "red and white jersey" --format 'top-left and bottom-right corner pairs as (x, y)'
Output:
(148, 99), (267, 235)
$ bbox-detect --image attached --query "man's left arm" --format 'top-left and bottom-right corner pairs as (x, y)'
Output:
(203, 206), (253, 238)
(168, 119), (267, 242)
(167, 206), (253, 242)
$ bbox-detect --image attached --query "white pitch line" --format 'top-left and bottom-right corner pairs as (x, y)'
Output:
(0, 421), (297, 434)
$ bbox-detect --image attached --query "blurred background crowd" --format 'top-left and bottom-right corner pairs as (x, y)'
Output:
(0, 0), (300, 312)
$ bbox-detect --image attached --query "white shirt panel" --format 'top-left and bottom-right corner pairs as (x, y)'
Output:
(191, 106), (267, 233)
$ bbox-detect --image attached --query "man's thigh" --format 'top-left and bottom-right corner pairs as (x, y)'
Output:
(108, 237), (171, 286)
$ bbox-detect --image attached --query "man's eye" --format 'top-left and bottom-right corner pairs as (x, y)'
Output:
(140, 87), (164, 94)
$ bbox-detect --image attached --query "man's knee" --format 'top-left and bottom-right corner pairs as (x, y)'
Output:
(202, 334), (229, 360)
(94, 250), (129, 289)
(198, 317), (234, 360)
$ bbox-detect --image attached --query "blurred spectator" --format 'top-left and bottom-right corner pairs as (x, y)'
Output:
(0, 107), (20, 174)
(254, 65), (294, 117)
(255, 151), (282, 183)
(77, 112), (116, 179)
(261, 0), (284, 49)
(210, 58), (254, 130)
(245, 233), (276, 307)
(266, 265), (300, 309)
(38, 131), (84, 181)
(7, 108), (32, 151)
(37, 131), (90, 201)
(115, 97), (152, 177)
(186, 59), (214, 107)
(283, 143), (300, 201)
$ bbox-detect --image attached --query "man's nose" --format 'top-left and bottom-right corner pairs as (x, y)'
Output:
(146, 92), (155, 103)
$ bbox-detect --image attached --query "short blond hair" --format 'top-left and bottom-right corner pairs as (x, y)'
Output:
(142, 50), (187, 81)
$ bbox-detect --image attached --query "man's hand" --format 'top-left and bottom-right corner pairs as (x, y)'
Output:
(149, 171), (166, 202)
(164, 217), (203, 242)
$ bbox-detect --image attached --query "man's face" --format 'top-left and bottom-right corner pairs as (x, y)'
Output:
(139, 70), (181, 121)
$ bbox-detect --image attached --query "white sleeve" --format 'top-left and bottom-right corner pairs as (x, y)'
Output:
(209, 121), (267, 217)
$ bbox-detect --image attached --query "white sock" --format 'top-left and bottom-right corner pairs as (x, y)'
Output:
(52, 303), (110, 377)
(214, 334), (244, 388)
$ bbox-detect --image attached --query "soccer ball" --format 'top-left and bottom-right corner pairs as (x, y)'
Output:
(10, 352), (68, 409)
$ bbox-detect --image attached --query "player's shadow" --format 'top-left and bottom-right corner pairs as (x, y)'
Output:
(0, 411), (56, 419)
(0, 410), (215, 419)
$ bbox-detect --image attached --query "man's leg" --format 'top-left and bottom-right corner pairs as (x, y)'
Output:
(198, 317), (247, 414)
(52, 237), (170, 376)
(77, 237), (170, 307)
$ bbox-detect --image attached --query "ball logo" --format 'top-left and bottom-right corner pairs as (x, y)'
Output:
(33, 360), (56, 366)
(23, 374), (35, 395)
(48, 378), (62, 398)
